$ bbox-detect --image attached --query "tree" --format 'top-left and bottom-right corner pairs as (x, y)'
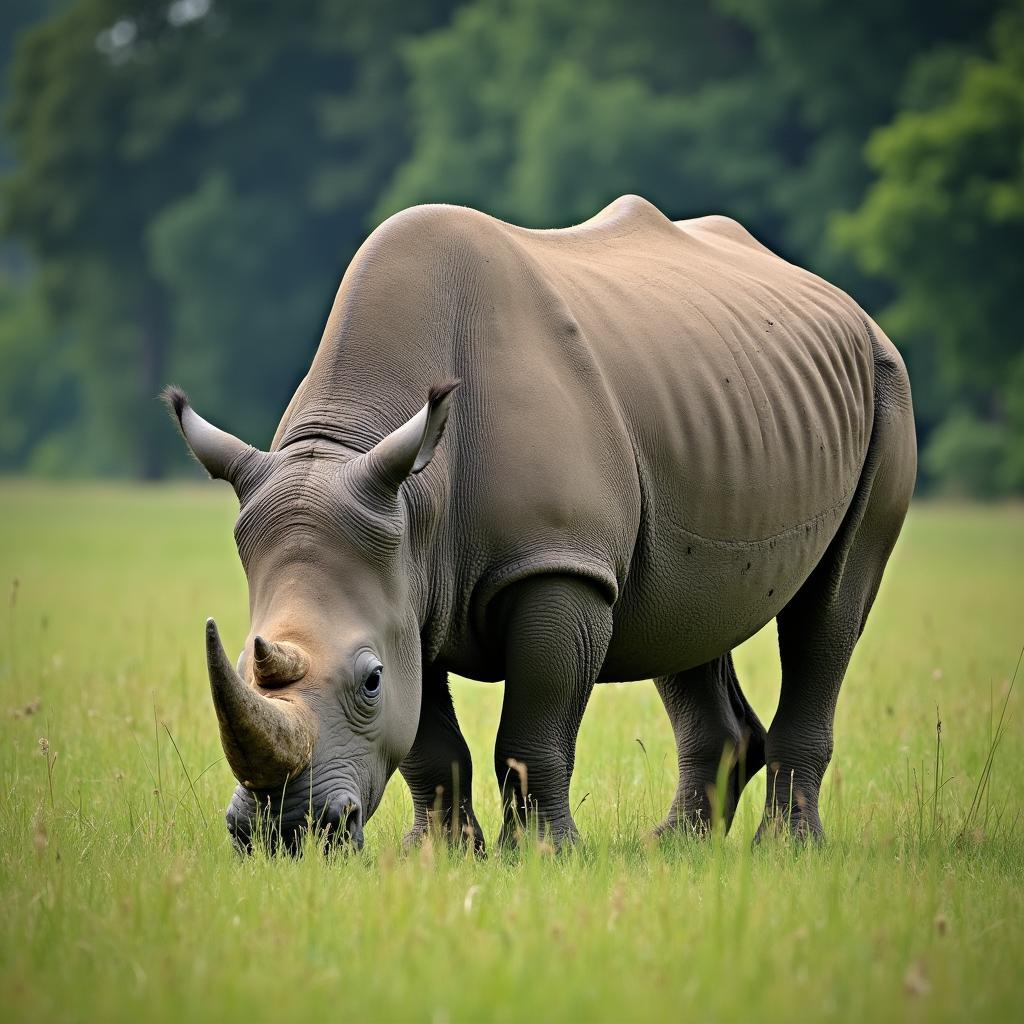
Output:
(838, 3), (1024, 494)
(3, 0), (460, 476)
(0, 276), (80, 473)
(723, 0), (999, 290)
(380, 0), (1003, 291)
(377, 0), (790, 246)
(3, 0), (1022, 494)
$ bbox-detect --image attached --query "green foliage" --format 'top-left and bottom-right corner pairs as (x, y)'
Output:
(838, 4), (1024, 494)
(725, 0), (997, 272)
(0, 0), (1021, 493)
(0, 276), (80, 473)
(923, 410), (1018, 498)
(1, 0), (458, 475)
(1, 485), (1023, 1020)
(378, 0), (785, 236)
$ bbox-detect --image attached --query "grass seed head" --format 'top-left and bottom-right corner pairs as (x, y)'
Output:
(903, 959), (931, 997)
(32, 813), (47, 855)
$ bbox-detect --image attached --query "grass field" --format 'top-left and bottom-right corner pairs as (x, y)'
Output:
(1, 483), (1021, 1024)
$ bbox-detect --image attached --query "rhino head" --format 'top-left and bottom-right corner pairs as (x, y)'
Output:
(164, 382), (458, 853)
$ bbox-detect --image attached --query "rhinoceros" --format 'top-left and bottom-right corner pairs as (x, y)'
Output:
(165, 195), (915, 852)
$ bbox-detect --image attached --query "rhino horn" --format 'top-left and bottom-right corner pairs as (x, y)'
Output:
(252, 635), (309, 687)
(205, 619), (315, 789)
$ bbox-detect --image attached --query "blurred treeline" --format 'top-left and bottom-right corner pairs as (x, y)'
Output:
(0, 0), (1021, 493)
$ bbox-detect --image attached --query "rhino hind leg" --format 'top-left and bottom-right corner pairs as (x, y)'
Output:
(653, 652), (766, 836)
(399, 664), (485, 853)
(758, 333), (916, 841)
(491, 574), (614, 849)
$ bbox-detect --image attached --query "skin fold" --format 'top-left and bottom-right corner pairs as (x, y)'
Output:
(167, 194), (916, 852)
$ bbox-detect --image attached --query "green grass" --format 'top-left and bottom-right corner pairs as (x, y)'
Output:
(1, 482), (1022, 1024)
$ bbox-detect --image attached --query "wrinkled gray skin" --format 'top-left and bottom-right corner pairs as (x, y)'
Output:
(167, 196), (916, 853)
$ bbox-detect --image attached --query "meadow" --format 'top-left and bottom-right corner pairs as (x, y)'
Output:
(0, 482), (1021, 1024)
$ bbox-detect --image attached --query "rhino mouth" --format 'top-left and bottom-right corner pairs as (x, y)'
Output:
(226, 775), (364, 855)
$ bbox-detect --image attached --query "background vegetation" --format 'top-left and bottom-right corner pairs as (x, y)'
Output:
(0, 0), (1022, 493)
(1, 485), (1021, 1022)
(2, 9), (1020, 1020)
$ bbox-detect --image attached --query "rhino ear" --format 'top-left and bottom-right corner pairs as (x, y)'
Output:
(162, 385), (269, 490)
(366, 380), (460, 487)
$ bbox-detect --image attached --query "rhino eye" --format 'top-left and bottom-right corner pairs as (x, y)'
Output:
(354, 650), (383, 704)
(361, 664), (383, 701)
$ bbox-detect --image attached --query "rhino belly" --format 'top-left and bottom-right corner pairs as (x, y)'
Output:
(599, 488), (854, 682)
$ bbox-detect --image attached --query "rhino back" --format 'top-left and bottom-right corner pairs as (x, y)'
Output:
(502, 197), (874, 543)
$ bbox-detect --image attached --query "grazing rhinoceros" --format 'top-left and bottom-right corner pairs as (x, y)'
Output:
(165, 195), (915, 852)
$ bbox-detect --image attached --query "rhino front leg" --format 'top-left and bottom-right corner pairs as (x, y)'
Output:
(654, 652), (766, 836)
(492, 575), (613, 849)
(400, 663), (485, 852)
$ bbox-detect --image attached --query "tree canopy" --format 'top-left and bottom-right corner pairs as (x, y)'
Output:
(1, 0), (1021, 494)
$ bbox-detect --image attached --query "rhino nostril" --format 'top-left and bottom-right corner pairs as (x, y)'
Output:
(325, 794), (363, 849)
(344, 802), (362, 838)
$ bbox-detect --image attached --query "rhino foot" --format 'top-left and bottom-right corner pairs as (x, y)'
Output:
(753, 779), (826, 845)
(403, 806), (486, 855)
